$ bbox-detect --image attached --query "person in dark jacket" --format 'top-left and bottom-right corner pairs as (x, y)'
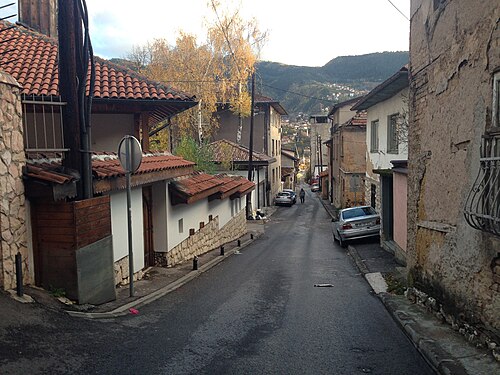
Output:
(299, 188), (305, 203)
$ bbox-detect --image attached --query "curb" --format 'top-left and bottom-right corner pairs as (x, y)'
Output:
(379, 294), (468, 375)
(67, 235), (259, 319)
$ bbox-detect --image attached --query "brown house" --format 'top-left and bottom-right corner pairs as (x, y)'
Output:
(330, 111), (367, 209)
(408, 0), (500, 347)
(213, 95), (287, 205)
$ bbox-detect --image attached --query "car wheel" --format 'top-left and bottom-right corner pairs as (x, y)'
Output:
(338, 232), (347, 248)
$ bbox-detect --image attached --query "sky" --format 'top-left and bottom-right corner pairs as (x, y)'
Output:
(5, 0), (410, 67)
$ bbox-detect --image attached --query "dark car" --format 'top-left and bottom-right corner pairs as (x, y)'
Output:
(332, 206), (380, 247)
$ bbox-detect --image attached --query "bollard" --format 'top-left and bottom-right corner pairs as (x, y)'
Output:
(15, 252), (23, 297)
(237, 239), (241, 247)
(193, 256), (198, 270)
(220, 245), (225, 256)
(250, 234), (254, 240)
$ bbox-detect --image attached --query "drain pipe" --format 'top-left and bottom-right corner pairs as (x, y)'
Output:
(15, 252), (23, 297)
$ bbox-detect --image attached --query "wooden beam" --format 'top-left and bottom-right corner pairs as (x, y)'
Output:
(140, 112), (150, 152)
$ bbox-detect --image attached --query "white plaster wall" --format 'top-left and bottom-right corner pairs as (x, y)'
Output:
(152, 182), (168, 253)
(91, 113), (135, 152)
(110, 189), (144, 272)
(231, 169), (263, 210)
(166, 192), (210, 250)
(365, 88), (409, 175)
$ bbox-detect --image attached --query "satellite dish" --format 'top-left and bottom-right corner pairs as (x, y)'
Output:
(118, 136), (142, 173)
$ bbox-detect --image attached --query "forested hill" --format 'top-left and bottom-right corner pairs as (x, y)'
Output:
(256, 51), (409, 117)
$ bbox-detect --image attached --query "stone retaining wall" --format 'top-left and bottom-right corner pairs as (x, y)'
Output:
(0, 72), (28, 290)
(166, 210), (247, 267)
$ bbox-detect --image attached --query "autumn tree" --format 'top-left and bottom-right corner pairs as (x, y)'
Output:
(128, 1), (267, 150)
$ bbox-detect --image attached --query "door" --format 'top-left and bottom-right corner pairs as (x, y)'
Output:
(142, 186), (154, 267)
(381, 176), (394, 241)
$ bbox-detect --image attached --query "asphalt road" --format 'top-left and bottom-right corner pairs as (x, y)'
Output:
(0, 189), (435, 375)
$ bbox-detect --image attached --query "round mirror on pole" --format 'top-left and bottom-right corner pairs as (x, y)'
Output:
(118, 135), (142, 173)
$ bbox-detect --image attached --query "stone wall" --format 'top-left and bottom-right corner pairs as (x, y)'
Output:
(167, 210), (247, 267)
(0, 72), (28, 290)
(408, 0), (500, 338)
(114, 256), (147, 286)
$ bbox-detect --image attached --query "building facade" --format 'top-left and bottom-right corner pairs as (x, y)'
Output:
(408, 0), (500, 343)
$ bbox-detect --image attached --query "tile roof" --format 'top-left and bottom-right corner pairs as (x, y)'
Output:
(24, 152), (195, 193)
(209, 139), (276, 165)
(0, 21), (195, 102)
(169, 172), (255, 204)
(342, 111), (367, 127)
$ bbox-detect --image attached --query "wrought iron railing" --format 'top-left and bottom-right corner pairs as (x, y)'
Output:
(464, 132), (500, 236)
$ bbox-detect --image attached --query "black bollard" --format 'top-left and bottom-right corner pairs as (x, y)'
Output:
(237, 239), (241, 247)
(250, 234), (254, 240)
(15, 252), (23, 297)
(193, 256), (198, 270)
(220, 246), (225, 256)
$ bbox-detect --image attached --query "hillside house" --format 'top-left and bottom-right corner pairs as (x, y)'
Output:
(213, 95), (287, 205)
(351, 66), (409, 263)
(408, 0), (500, 342)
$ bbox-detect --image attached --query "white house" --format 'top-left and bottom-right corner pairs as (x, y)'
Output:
(351, 66), (409, 261)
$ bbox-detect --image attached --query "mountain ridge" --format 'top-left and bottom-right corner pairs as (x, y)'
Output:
(256, 51), (409, 116)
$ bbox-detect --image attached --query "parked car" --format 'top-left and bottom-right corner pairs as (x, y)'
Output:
(332, 206), (380, 247)
(283, 189), (297, 204)
(311, 183), (320, 192)
(274, 192), (294, 207)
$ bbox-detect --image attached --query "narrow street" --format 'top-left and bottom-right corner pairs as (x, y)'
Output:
(0, 189), (434, 375)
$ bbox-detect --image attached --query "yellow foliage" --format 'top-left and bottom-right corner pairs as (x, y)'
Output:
(128, 1), (267, 144)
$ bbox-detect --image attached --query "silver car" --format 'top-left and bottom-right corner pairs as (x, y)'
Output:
(333, 206), (380, 247)
(274, 192), (294, 207)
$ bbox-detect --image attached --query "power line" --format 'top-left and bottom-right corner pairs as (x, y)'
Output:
(385, 0), (410, 21)
(260, 83), (338, 104)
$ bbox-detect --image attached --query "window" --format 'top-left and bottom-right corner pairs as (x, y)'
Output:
(387, 114), (399, 154)
(493, 72), (500, 128)
(272, 168), (275, 183)
(178, 218), (184, 233)
(272, 140), (275, 156)
(370, 120), (379, 152)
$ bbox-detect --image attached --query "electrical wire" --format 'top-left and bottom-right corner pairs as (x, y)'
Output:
(385, 0), (409, 21)
(260, 83), (339, 104)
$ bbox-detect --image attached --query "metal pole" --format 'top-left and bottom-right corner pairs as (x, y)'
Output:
(246, 72), (256, 217)
(125, 137), (134, 297)
(319, 135), (323, 192)
(15, 252), (23, 297)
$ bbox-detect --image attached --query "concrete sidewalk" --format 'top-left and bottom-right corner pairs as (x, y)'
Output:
(319, 197), (499, 375)
(17, 213), (273, 320)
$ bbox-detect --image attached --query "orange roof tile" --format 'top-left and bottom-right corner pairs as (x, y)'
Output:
(0, 21), (195, 102)
(24, 152), (195, 187)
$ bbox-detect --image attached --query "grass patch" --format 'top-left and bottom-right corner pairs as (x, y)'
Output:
(384, 273), (406, 295)
(49, 286), (66, 298)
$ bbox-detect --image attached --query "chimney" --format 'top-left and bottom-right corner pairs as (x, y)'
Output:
(18, 0), (58, 38)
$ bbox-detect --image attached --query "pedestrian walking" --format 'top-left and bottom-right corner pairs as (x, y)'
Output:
(299, 188), (305, 203)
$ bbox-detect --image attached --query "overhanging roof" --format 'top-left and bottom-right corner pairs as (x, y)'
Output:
(351, 67), (409, 111)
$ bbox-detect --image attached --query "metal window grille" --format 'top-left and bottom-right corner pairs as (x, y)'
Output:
(370, 120), (379, 152)
(464, 133), (500, 236)
(22, 95), (68, 154)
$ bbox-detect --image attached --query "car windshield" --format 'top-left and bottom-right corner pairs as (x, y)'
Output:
(342, 207), (377, 220)
(277, 193), (290, 197)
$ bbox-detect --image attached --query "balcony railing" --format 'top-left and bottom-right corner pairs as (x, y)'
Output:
(464, 132), (500, 236)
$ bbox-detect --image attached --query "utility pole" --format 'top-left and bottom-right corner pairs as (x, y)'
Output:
(246, 72), (255, 218)
(58, 0), (93, 200)
(319, 134), (323, 192)
(58, 0), (83, 198)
